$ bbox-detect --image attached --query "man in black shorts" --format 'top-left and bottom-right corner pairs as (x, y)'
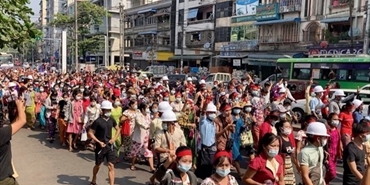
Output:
(88, 100), (121, 185)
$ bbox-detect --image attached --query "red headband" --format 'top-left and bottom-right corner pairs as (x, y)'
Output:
(213, 150), (231, 163)
(177, 149), (192, 158)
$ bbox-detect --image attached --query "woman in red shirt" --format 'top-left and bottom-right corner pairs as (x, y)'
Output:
(243, 133), (285, 185)
(339, 102), (355, 147)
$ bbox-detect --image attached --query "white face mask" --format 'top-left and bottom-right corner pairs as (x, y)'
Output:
(331, 120), (340, 127)
(282, 128), (292, 135)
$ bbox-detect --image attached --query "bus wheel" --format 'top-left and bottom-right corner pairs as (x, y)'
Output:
(293, 108), (304, 122)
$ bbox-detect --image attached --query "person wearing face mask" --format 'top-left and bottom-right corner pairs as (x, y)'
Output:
(299, 122), (329, 185)
(195, 102), (218, 179)
(240, 102), (256, 159)
(309, 85), (327, 119)
(121, 100), (140, 160)
(230, 103), (245, 178)
(200, 150), (239, 185)
(154, 110), (186, 168)
(282, 100), (298, 124)
(43, 91), (59, 143)
(36, 86), (49, 130)
(275, 121), (296, 185)
(83, 97), (102, 150)
(342, 119), (370, 185)
(154, 146), (197, 185)
(329, 90), (346, 115)
(339, 102), (355, 147)
(259, 110), (280, 139)
(88, 100), (121, 185)
(162, 91), (170, 102)
(24, 85), (36, 130)
(352, 99), (364, 124)
(169, 89), (176, 102)
(4, 82), (18, 124)
(324, 113), (342, 185)
(243, 133), (285, 185)
(57, 93), (70, 147)
(171, 92), (184, 118)
(130, 103), (155, 172)
(65, 90), (84, 152)
(249, 84), (265, 149)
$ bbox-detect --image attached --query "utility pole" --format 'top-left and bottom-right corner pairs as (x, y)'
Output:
(180, 21), (184, 74)
(364, 0), (370, 54)
(74, 0), (79, 71)
(119, 3), (125, 66)
(104, 0), (109, 67)
(349, 0), (354, 49)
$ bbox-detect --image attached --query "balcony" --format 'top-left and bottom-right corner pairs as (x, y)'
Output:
(157, 22), (170, 31)
(331, 0), (349, 8)
(279, 0), (302, 13)
(187, 6), (214, 25)
(258, 24), (299, 44)
(185, 30), (213, 48)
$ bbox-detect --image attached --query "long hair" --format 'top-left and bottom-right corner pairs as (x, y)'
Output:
(256, 133), (279, 155)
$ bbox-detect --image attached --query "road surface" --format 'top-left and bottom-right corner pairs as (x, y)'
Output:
(11, 128), (344, 185)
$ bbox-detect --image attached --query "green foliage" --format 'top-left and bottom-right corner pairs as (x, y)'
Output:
(50, 1), (108, 59)
(324, 29), (340, 44)
(0, 0), (42, 50)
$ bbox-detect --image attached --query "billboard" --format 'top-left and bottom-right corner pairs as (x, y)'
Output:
(235, 0), (259, 16)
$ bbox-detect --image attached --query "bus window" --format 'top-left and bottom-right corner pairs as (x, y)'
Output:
(293, 68), (311, 79)
(354, 64), (370, 81)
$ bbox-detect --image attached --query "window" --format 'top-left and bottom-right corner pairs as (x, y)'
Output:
(135, 17), (144, 27)
(215, 1), (233, 18)
(293, 68), (311, 79)
(178, 9), (184, 24)
(354, 64), (370, 81)
(146, 16), (156, 25)
(332, 0), (349, 7)
(259, 23), (299, 43)
(205, 75), (214, 82)
(279, 0), (302, 13)
(191, 33), (201, 41)
(230, 25), (257, 42)
(215, 27), (231, 42)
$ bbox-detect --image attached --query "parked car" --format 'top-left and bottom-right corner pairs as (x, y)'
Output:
(291, 88), (370, 121)
(284, 80), (318, 100)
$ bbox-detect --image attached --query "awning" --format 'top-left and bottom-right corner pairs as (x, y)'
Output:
(320, 17), (350, 23)
(169, 55), (209, 60)
(137, 8), (156, 14)
(214, 55), (248, 59)
(138, 31), (157, 35)
(188, 9), (198, 19)
(248, 59), (276, 66)
(254, 18), (301, 25)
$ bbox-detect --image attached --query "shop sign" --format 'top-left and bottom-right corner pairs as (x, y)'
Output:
(256, 3), (280, 21)
(235, 0), (259, 16)
(231, 15), (256, 23)
(308, 44), (370, 56)
(132, 51), (146, 60)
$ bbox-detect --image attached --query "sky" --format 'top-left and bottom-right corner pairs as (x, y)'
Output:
(29, 0), (40, 22)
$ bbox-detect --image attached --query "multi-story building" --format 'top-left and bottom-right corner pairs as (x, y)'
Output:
(123, 0), (174, 69)
(42, 0), (66, 61)
(172, 0), (215, 68)
(38, 0), (48, 57)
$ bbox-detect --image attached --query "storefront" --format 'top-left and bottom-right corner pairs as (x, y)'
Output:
(131, 51), (175, 69)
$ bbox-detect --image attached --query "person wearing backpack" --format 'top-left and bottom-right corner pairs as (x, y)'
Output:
(298, 122), (329, 185)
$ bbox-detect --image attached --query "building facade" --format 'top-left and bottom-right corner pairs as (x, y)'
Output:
(123, 0), (174, 69)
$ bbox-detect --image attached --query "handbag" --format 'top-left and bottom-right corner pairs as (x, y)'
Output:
(121, 119), (131, 137)
(240, 130), (253, 147)
(81, 129), (88, 141)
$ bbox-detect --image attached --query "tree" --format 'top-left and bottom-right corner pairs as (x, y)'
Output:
(0, 0), (42, 50)
(50, 1), (108, 61)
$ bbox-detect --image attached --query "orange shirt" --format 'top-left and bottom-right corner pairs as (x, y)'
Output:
(339, 111), (354, 135)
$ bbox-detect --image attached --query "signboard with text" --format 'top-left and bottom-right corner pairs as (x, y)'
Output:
(308, 44), (370, 56)
(236, 0), (259, 16)
(256, 3), (280, 21)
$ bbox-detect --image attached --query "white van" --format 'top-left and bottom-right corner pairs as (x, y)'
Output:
(205, 73), (231, 87)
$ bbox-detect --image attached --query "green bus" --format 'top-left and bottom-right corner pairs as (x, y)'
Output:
(276, 57), (370, 89)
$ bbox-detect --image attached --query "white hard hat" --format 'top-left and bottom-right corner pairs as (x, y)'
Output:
(352, 99), (363, 109)
(306, 122), (329, 137)
(313, 85), (325, 93)
(100, 100), (113, 110)
(161, 110), (177, 122)
(158, 101), (172, 112)
(200, 79), (205, 84)
(187, 77), (192, 81)
(206, 103), (217, 112)
(162, 76), (169, 81)
(27, 75), (33, 80)
(8, 82), (16, 87)
(333, 90), (345, 97)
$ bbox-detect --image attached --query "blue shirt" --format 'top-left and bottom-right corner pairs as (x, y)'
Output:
(199, 116), (216, 147)
(353, 111), (364, 124)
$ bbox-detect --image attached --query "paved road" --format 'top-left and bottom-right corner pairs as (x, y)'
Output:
(11, 128), (344, 185)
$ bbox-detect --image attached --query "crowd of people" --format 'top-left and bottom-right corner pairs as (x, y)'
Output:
(1, 67), (370, 185)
